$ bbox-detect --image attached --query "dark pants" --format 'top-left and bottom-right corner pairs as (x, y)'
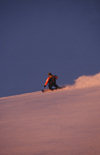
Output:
(48, 78), (59, 90)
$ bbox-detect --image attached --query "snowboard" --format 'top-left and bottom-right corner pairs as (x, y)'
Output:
(41, 86), (65, 93)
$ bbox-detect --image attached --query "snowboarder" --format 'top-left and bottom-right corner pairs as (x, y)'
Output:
(44, 73), (60, 90)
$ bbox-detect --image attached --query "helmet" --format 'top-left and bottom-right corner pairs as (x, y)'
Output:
(48, 72), (52, 76)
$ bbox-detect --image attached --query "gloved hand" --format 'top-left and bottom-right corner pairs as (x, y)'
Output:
(44, 85), (46, 88)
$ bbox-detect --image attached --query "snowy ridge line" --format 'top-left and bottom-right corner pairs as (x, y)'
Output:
(0, 91), (40, 100)
(65, 72), (100, 90)
(0, 72), (100, 99)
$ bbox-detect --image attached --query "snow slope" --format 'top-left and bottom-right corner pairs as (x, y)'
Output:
(0, 73), (100, 155)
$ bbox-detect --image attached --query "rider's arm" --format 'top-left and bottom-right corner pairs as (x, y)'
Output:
(44, 77), (50, 87)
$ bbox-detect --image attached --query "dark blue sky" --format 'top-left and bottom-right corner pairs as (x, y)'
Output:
(0, 0), (100, 97)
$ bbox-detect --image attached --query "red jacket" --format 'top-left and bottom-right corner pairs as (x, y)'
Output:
(44, 75), (58, 86)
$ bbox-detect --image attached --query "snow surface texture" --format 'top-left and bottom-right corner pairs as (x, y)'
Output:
(0, 73), (100, 155)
